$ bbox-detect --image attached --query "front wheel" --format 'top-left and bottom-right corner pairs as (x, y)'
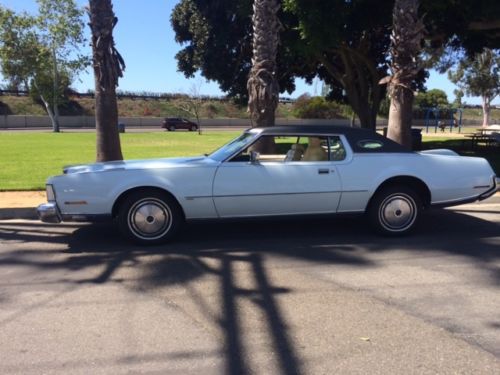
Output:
(168, 125), (176, 131)
(189, 125), (197, 131)
(368, 185), (421, 236)
(117, 189), (183, 244)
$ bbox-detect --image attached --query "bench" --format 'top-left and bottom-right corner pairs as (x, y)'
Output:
(464, 133), (500, 150)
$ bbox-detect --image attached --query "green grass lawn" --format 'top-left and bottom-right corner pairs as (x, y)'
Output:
(0, 131), (498, 191)
(0, 132), (238, 190)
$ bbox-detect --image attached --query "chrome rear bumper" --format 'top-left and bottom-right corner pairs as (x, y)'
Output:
(37, 203), (62, 223)
(478, 176), (500, 201)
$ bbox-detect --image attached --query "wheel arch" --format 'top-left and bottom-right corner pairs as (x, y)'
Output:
(368, 175), (431, 210)
(111, 186), (185, 219)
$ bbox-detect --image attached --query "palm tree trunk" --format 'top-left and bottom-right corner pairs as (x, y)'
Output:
(387, 87), (413, 147)
(385, 0), (424, 149)
(247, 0), (280, 128)
(88, 0), (124, 162)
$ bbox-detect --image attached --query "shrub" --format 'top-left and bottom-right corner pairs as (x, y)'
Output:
(414, 89), (449, 109)
(203, 103), (219, 118)
(292, 94), (343, 119)
(0, 101), (12, 115)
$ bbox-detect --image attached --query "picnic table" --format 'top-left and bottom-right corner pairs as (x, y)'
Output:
(464, 128), (500, 149)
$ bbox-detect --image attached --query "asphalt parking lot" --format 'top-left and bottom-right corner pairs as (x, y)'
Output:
(0, 198), (499, 374)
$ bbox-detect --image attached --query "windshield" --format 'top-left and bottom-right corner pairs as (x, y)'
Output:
(208, 131), (259, 162)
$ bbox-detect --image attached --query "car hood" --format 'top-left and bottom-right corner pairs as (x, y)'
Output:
(62, 156), (215, 174)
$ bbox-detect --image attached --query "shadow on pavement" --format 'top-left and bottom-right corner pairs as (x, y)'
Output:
(0, 208), (499, 373)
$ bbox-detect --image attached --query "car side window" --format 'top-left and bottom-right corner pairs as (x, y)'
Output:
(357, 140), (384, 149)
(229, 135), (333, 163)
(329, 136), (346, 161)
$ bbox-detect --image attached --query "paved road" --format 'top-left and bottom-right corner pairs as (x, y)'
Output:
(0, 199), (499, 374)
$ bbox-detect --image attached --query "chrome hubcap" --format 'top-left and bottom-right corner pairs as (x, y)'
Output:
(379, 193), (416, 232)
(128, 198), (172, 239)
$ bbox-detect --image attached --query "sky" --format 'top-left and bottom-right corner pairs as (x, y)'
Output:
(0, 0), (490, 105)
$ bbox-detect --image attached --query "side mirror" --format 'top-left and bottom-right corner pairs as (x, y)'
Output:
(250, 151), (260, 164)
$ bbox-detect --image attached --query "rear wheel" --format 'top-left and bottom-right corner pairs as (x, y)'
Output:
(168, 125), (176, 131)
(368, 185), (421, 236)
(117, 189), (183, 244)
(190, 124), (197, 131)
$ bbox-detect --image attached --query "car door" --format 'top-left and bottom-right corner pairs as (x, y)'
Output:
(212, 135), (343, 218)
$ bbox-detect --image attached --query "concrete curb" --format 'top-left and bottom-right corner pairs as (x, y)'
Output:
(0, 207), (38, 220)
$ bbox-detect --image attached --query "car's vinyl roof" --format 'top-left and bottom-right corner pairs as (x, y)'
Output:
(250, 125), (412, 153)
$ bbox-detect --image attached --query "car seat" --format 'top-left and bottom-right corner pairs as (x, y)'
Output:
(284, 144), (305, 161)
(302, 138), (328, 161)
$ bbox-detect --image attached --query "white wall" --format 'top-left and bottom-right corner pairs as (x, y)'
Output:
(0, 115), (485, 129)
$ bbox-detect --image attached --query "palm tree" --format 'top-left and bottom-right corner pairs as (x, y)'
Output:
(383, 0), (424, 149)
(247, 0), (280, 128)
(88, 0), (124, 162)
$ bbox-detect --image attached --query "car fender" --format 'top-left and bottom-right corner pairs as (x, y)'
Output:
(336, 153), (430, 212)
(106, 169), (218, 219)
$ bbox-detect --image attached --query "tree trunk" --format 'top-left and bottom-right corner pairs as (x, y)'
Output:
(385, 0), (424, 149)
(350, 112), (356, 127)
(387, 86), (413, 148)
(320, 49), (381, 130)
(52, 102), (60, 132)
(51, 47), (60, 133)
(39, 93), (57, 130)
(346, 88), (378, 130)
(482, 95), (491, 127)
(247, 0), (280, 128)
(89, 0), (124, 162)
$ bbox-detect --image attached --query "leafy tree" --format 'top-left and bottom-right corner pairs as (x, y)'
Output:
(448, 48), (500, 126)
(420, 0), (500, 55)
(172, 0), (400, 129)
(452, 89), (464, 108)
(381, 0), (500, 145)
(383, 0), (500, 146)
(173, 79), (204, 134)
(88, 0), (125, 162)
(247, 0), (280, 127)
(414, 89), (449, 109)
(171, 0), (500, 133)
(0, 0), (88, 132)
(171, 0), (296, 105)
(282, 0), (396, 129)
(0, 9), (38, 90)
(172, 0), (254, 103)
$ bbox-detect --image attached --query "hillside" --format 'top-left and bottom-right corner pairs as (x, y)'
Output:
(0, 94), (295, 119)
(1, 93), (499, 123)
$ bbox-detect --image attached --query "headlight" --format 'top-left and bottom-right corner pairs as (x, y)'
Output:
(46, 184), (56, 202)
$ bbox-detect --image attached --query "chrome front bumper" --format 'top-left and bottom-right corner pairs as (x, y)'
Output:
(37, 202), (62, 223)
